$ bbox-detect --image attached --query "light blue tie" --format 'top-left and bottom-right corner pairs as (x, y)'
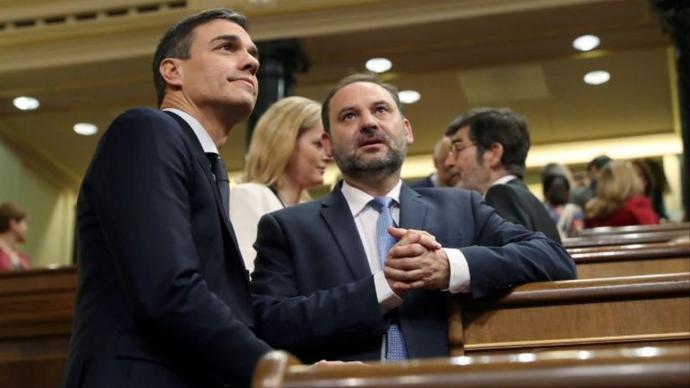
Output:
(370, 196), (409, 361)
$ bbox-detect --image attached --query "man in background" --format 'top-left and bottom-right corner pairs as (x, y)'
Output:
(408, 136), (454, 188)
(444, 108), (562, 242)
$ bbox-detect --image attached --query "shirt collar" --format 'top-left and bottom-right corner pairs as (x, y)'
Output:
(163, 108), (219, 155)
(341, 179), (402, 217)
(491, 174), (517, 187)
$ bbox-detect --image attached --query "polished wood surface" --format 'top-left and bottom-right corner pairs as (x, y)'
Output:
(253, 346), (690, 387)
(563, 230), (689, 249)
(0, 267), (76, 388)
(578, 223), (690, 237)
(450, 273), (690, 357)
(570, 240), (690, 278)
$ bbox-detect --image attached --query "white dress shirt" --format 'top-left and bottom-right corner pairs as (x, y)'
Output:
(340, 180), (471, 315)
(163, 108), (218, 155)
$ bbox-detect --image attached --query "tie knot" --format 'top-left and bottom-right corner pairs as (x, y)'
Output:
(370, 196), (394, 213)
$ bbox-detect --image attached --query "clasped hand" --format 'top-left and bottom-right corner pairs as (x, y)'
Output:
(382, 227), (450, 296)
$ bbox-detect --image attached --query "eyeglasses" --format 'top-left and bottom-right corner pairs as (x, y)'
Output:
(449, 140), (476, 155)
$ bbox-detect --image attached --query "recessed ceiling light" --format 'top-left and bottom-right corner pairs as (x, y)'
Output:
(573, 34), (600, 52)
(13, 96), (40, 111)
(365, 58), (392, 73)
(399, 90), (421, 104)
(583, 70), (610, 85)
(73, 122), (98, 136)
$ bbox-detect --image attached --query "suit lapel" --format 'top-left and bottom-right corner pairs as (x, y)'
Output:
(399, 183), (428, 231)
(320, 185), (372, 280)
(164, 112), (244, 266)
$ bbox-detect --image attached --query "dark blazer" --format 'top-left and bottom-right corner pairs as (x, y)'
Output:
(62, 109), (270, 388)
(485, 178), (562, 243)
(250, 183), (575, 363)
(408, 174), (435, 188)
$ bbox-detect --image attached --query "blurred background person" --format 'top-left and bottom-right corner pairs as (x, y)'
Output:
(230, 96), (330, 272)
(0, 202), (31, 272)
(541, 170), (584, 238)
(631, 158), (670, 221)
(571, 154), (612, 208)
(585, 161), (659, 227)
(408, 136), (453, 188)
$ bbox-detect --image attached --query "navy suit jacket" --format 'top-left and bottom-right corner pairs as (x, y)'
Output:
(62, 109), (270, 388)
(250, 183), (575, 363)
(485, 178), (562, 243)
(407, 174), (435, 188)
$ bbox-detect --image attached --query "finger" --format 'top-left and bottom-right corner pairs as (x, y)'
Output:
(417, 234), (442, 250)
(385, 256), (421, 270)
(384, 266), (427, 282)
(387, 227), (409, 239)
(387, 244), (426, 259)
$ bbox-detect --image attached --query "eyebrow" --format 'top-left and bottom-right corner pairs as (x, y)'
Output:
(211, 34), (259, 58)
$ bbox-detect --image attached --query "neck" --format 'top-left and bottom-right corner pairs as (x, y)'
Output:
(0, 234), (16, 252)
(161, 94), (242, 148)
(482, 167), (511, 194)
(277, 177), (303, 206)
(343, 169), (401, 197)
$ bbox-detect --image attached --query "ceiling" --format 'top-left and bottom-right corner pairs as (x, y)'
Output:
(0, 0), (675, 191)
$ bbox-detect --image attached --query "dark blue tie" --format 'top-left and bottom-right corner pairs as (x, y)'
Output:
(207, 153), (230, 218)
(370, 196), (409, 361)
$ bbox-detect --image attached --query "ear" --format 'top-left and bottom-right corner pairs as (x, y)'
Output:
(159, 58), (184, 89)
(402, 118), (414, 145)
(485, 143), (504, 168)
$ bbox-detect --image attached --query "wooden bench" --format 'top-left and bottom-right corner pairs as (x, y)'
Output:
(0, 267), (76, 388)
(449, 273), (690, 357)
(577, 222), (690, 237)
(252, 345), (690, 387)
(563, 230), (688, 249)
(571, 240), (690, 278)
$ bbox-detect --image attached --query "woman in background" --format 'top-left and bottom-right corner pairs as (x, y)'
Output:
(0, 202), (31, 272)
(585, 161), (659, 227)
(230, 96), (330, 272)
(631, 158), (670, 220)
(542, 173), (584, 238)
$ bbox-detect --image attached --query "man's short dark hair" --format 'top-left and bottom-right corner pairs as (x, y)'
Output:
(543, 174), (570, 206)
(0, 202), (27, 233)
(152, 8), (248, 106)
(321, 73), (403, 133)
(587, 155), (612, 172)
(445, 108), (530, 178)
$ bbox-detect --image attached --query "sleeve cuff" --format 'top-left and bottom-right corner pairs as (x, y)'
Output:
(444, 248), (471, 294)
(374, 271), (403, 314)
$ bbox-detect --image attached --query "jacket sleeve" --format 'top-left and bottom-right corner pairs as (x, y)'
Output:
(250, 212), (386, 356)
(461, 191), (576, 299)
(88, 109), (270, 386)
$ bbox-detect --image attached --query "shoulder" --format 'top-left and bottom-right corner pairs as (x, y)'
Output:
(103, 108), (185, 142)
(410, 187), (481, 213)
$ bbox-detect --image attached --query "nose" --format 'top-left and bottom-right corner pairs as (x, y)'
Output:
(359, 111), (378, 131)
(321, 134), (333, 162)
(240, 52), (259, 76)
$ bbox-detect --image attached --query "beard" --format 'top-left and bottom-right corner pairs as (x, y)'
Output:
(332, 127), (407, 178)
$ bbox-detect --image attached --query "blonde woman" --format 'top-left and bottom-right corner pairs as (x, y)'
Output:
(230, 96), (329, 272)
(585, 160), (659, 227)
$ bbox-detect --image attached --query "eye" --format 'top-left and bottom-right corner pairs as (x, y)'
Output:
(341, 112), (356, 121)
(374, 105), (388, 114)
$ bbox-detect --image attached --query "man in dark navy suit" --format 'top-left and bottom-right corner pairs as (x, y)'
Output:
(62, 9), (271, 388)
(444, 108), (562, 243)
(250, 74), (575, 364)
